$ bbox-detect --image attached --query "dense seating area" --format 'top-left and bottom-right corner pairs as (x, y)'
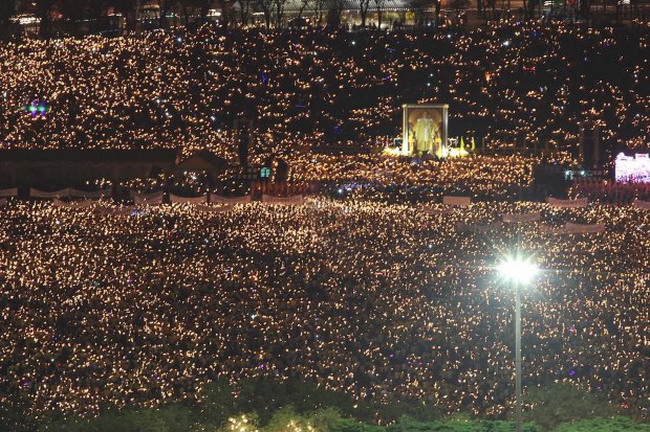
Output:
(0, 21), (647, 159)
(0, 16), (648, 431)
(0, 198), (647, 419)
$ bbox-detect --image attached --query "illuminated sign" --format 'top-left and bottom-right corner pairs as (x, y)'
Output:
(615, 153), (650, 184)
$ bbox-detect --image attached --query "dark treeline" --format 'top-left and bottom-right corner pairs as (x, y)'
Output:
(1, 0), (649, 40)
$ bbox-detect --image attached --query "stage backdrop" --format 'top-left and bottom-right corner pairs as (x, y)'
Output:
(615, 152), (650, 184)
(402, 104), (448, 157)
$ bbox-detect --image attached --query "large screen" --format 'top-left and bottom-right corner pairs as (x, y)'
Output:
(402, 104), (448, 157)
(615, 152), (650, 183)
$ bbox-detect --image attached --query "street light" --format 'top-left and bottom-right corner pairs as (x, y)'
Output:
(498, 256), (538, 432)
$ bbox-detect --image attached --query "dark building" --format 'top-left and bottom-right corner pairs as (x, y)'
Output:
(0, 149), (178, 190)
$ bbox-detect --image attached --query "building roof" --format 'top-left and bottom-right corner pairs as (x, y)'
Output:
(177, 150), (229, 171)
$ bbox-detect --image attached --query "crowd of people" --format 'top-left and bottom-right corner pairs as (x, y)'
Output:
(0, 15), (648, 427)
(570, 178), (650, 204)
(287, 152), (579, 200)
(0, 198), (647, 421)
(0, 21), (647, 160)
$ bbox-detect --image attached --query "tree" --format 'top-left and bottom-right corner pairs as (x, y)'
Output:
(34, 0), (56, 39)
(525, 383), (617, 432)
(217, 0), (235, 26)
(238, 0), (253, 25)
(405, 0), (435, 26)
(313, 0), (328, 25)
(0, 393), (38, 432)
(172, 0), (213, 24)
(156, 0), (171, 27)
(553, 417), (650, 432)
(326, 0), (345, 27)
(110, 0), (141, 31)
(359, 0), (371, 26)
(259, 0), (273, 27)
(273, 0), (288, 26)
(373, 0), (386, 29)
(200, 0), (212, 19)
(523, 0), (535, 19)
(450, 0), (469, 14)
(296, 0), (310, 21)
(175, 0), (194, 26)
(199, 380), (238, 426)
(0, 0), (15, 38)
(57, 0), (100, 36)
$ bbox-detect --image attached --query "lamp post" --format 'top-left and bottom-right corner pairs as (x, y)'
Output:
(498, 257), (538, 432)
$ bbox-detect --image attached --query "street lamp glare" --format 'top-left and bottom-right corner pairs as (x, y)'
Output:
(498, 258), (538, 285)
(497, 254), (538, 432)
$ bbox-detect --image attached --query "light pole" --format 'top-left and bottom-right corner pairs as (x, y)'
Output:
(498, 257), (538, 432)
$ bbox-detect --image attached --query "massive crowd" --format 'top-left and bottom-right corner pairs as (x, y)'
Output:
(0, 198), (647, 421)
(570, 177), (650, 204)
(0, 21), (647, 160)
(0, 15), (648, 427)
(287, 152), (577, 200)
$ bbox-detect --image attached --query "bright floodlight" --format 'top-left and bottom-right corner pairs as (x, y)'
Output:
(498, 257), (538, 285)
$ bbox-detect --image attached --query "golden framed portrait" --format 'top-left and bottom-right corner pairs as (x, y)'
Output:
(402, 104), (448, 157)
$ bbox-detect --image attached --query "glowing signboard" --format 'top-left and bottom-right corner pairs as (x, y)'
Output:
(615, 153), (650, 184)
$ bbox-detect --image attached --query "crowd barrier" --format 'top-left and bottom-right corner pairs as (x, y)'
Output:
(261, 194), (304, 205)
(70, 188), (111, 199)
(53, 198), (96, 208)
(0, 187), (18, 198)
(443, 196), (471, 206)
(30, 188), (71, 199)
(541, 222), (606, 235)
(132, 191), (164, 205)
(564, 222), (606, 233)
(209, 194), (252, 204)
(570, 179), (650, 204)
(170, 194), (208, 204)
(547, 197), (588, 208)
(251, 182), (312, 196)
(633, 199), (650, 209)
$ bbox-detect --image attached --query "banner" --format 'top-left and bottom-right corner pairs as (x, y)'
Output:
(633, 199), (650, 209)
(564, 222), (605, 234)
(0, 187), (18, 198)
(262, 194), (304, 205)
(502, 212), (541, 223)
(540, 224), (566, 235)
(443, 196), (471, 206)
(541, 223), (605, 234)
(53, 198), (95, 209)
(30, 188), (71, 199)
(170, 194), (207, 204)
(69, 188), (111, 199)
(547, 197), (588, 208)
(132, 191), (164, 205)
(210, 194), (252, 204)
(195, 204), (233, 213)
